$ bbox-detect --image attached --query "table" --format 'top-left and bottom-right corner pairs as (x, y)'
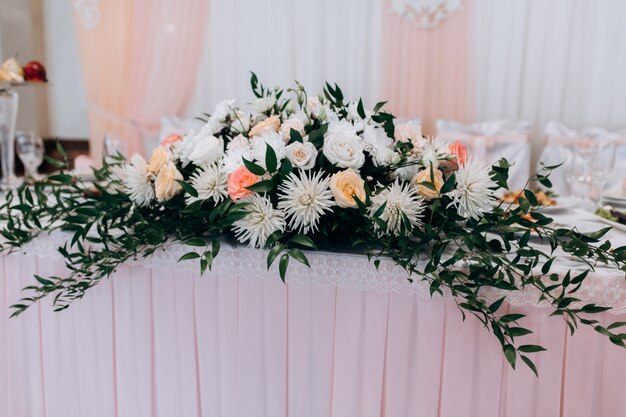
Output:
(1, 209), (625, 417)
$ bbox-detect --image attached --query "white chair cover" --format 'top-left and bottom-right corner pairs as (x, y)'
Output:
(538, 122), (626, 196)
(150, 116), (203, 152)
(436, 119), (531, 190)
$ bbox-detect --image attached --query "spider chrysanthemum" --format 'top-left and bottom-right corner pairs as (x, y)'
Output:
(278, 171), (335, 233)
(449, 158), (497, 220)
(124, 153), (154, 207)
(232, 194), (286, 248)
(369, 180), (424, 235)
(186, 164), (228, 205)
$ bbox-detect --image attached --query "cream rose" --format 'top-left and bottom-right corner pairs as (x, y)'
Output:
(147, 146), (170, 175)
(411, 168), (444, 200)
(285, 142), (317, 170)
(249, 115), (281, 137)
(154, 161), (183, 202)
(329, 169), (366, 208)
(280, 117), (306, 142)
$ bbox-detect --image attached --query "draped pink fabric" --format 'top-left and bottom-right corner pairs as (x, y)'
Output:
(72, 0), (209, 161)
(380, 0), (473, 135)
(2, 250), (626, 417)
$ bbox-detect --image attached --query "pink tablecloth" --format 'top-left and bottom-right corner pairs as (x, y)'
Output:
(1, 237), (626, 417)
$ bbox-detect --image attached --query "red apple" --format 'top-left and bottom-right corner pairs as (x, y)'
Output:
(23, 61), (47, 82)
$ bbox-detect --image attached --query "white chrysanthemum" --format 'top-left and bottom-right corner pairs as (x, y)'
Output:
(227, 134), (250, 151)
(278, 171), (335, 233)
(188, 135), (224, 168)
(222, 146), (253, 174)
(186, 165), (228, 205)
(370, 146), (397, 167)
(250, 131), (286, 168)
(124, 153), (154, 207)
(449, 158), (497, 220)
(232, 194), (286, 248)
(369, 180), (424, 235)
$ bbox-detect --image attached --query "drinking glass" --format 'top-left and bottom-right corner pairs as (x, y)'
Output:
(566, 138), (616, 209)
(15, 131), (44, 180)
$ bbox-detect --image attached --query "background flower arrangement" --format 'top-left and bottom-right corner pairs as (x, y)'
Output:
(2, 73), (626, 375)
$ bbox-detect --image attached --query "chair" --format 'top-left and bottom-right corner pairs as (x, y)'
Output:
(436, 119), (531, 190)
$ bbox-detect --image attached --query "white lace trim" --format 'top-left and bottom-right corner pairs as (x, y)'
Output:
(390, 0), (463, 29)
(18, 232), (626, 314)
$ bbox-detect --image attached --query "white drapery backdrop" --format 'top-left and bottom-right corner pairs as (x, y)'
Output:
(185, 0), (384, 116)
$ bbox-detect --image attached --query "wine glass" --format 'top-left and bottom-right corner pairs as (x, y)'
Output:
(566, 138), (616, 209)
(15, 131), (44, 181)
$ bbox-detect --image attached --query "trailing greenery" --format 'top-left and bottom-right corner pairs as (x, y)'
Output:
(1, 76), (626, 376)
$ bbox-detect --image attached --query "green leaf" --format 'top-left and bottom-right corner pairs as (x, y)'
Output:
(184, 238), (206, 247)
(288, 248), (310, 267)
(290, 234), (317, 249)
(289, 129), (303, 143)
(176, 180), (199, 198)
(279, 253), (289, 282)
(508, 327), (533, 337)
(44, 155), (66, 168)
(504, 344), (517, 369)
(35, 275), (54, 286)
(373, 101), (387, 113)
(47, 174), (73, 183)
(518, 344), (546, 353)
(267, 244), (284, 269)
(521, 355), (538, 377)
(242, 158), (265, 176)
(265, 143), (277, 173)
(245, 179), (275, 193)
(524, 190), (538, 206)
(607, 322), (626, 330)
(488, 297), (505, 313)
(56, 141), (67, 159)
(178, 252), (200, 262)
(357, 98), (366, 119)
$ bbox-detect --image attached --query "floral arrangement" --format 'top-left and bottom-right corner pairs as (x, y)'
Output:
(2, 74), (626, 375)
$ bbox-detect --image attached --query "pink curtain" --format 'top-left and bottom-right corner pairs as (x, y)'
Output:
(2, 248), (626, 417)
(73, 0), (209, 161)
(380, 0), (473, 135)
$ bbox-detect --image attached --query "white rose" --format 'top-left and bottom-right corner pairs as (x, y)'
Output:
(253, 96), (276, 113)
(285, 142), (317, 170)
(227, 134), (249, 151)
(323, 129), (365, 170)
(177, 130), (199, 167)
(280, 118), (306, 142)
(188, 135), (224, 168)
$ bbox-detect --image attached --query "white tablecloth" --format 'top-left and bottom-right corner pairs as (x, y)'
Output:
(1, 209), (625, 417)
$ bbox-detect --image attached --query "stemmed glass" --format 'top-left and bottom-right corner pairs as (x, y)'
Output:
(15, 131), (44, 181)
(566, 138), (616, 209)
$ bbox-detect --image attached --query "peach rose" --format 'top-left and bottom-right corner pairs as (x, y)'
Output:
(154, 161), (183, 202)
(227, 165), (259, 201)
(161, 133), (182, 147)
(449, 141), (468, 167)
(249, 115), (281, 137)
(411, 168), (444, 200)
(329, 169), (366, 208)
(148, 146), (170, 175)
